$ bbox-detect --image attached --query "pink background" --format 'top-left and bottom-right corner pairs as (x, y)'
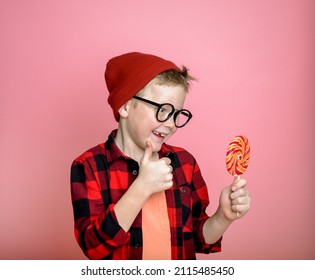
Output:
(1, 0), (314, 259)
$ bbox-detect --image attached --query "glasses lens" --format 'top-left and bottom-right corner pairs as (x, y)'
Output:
(175, 110), (192, 127)
(157, 104), (174, 121)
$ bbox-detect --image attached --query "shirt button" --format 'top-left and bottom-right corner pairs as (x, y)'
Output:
(181, 188), (186, 194)
(132, 170), (138, 176)
(134, 243), (140, 249)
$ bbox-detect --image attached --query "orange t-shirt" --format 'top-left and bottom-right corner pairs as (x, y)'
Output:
(142, 191), (171, 259)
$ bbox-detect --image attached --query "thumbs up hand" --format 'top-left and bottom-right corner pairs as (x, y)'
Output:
(137, 141), (173, 196)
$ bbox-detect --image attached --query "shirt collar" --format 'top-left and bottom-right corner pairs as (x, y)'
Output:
(105, 130), (129, 162)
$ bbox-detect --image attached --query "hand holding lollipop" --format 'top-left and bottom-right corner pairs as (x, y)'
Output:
(225, 135), (250, 216)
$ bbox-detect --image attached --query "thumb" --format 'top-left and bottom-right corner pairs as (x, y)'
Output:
(141, 141), (154, 164)
(231, 176), (246, 192)
(230, 175), (240, 192)
(233, 175), (240, 184)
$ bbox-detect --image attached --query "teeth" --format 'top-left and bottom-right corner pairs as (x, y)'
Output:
(153, 131), (165, 137)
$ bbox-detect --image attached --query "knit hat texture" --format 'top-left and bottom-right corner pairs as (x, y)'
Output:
(105, 52), (179, 121)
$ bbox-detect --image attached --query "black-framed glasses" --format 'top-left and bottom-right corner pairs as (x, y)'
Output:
(133, 96), (193, 128)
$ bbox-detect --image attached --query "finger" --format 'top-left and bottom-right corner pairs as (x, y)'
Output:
(169, 164), (173, 173)
(162, 172), (173, 189)
(162, 158), (173, 173)
(231, 178), (247, 192)
(231, 203), (250, 214)
(165, 173), (173, 182)
(160, 157), (171, 165)
(230, 187), (249, 198)
(164, 178), (173, 188)
(231, 195), (250, 205)
(141, 141), (154, 164)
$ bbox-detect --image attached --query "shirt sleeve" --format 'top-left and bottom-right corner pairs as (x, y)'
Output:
(190, 160), (222, 254)
(70, 154), (130, 259)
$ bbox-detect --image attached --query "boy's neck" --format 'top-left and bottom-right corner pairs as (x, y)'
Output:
(114, 126), (144, 163)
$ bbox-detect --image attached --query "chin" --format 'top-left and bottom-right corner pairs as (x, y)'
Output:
(148, 140), (163, 152)
(153, 143), (163, 152)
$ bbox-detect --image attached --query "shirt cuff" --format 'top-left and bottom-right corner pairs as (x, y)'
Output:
(195, 218), (222, 254)
(99, 204), (130, 247)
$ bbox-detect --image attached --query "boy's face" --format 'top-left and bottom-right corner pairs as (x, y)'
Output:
(123, 81), (187, 153)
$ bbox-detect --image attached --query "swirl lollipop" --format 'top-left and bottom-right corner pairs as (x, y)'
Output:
(226, 135), (250, 216)
(226, 135), (250, 177)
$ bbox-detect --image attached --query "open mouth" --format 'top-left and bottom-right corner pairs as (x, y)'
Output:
(153, 130), (166, 138)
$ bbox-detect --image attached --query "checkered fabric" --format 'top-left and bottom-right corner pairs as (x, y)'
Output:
(70, 130), (222, 259)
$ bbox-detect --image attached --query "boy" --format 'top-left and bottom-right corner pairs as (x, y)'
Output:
(70, 52), (251, 260)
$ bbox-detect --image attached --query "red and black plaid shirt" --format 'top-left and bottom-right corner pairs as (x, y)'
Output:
(70, 130), (222, 259)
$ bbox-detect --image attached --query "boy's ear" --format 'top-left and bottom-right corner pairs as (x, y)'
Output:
(118, 100), (132, 119)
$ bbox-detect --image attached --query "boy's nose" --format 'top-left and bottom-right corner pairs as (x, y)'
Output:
(162, 116), (176, 129)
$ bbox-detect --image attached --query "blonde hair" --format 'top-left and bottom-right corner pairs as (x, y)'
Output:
(154, 66), (196, 93)
(135, 67), (196, 102)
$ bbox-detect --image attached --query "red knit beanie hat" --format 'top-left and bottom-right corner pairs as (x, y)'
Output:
(105, 52), (179, 121)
